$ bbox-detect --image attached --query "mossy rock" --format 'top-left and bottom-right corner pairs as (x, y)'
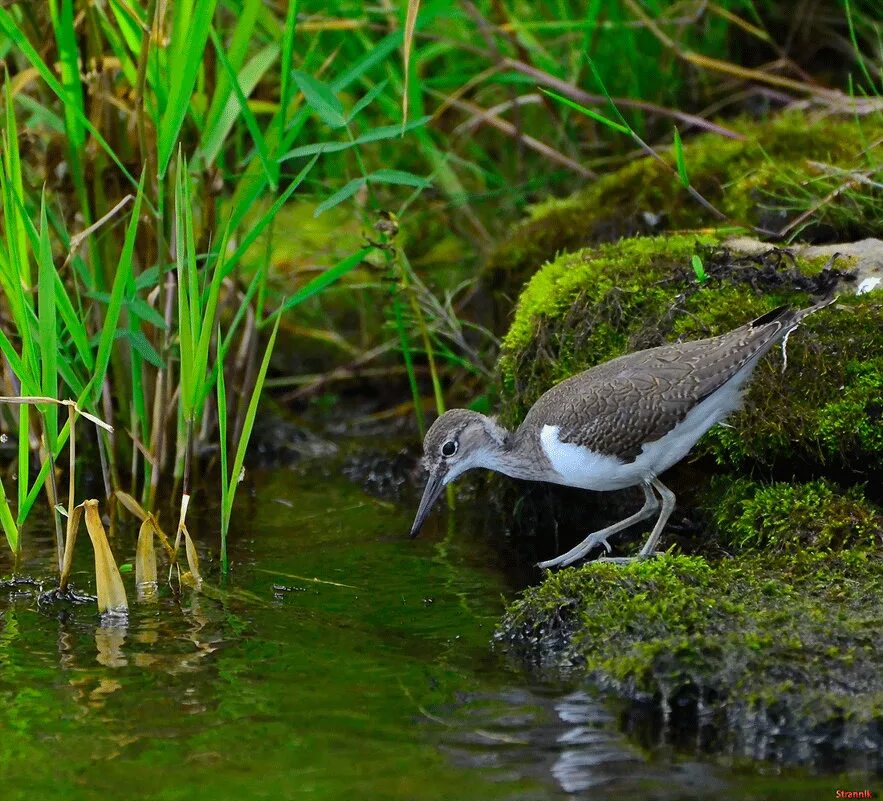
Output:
(496, 550), (883, 767)
(708, 477), (883, 553)
(485, 112), (883, 309)
(498, 234), (883, 476)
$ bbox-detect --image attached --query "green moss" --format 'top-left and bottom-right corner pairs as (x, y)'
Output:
(710, 478), (883, 552)
(701, 296), (883, 469)
(817, 360), (883, 456)
(496, 551), (883, 759)
(486, 112), (883, 301)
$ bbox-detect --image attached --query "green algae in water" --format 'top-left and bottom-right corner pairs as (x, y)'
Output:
(0, 461), (876, 800)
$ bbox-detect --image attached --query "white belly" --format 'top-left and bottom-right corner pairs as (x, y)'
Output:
(539, 361), (754, 491)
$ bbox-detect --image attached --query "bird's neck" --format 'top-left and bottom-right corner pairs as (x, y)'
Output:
(479, 420), (551, 482)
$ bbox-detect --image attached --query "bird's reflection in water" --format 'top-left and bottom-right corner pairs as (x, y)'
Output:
(432, 687), (727, 800)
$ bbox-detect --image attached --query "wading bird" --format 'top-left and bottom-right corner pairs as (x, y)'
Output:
(409, 302), (832, 568)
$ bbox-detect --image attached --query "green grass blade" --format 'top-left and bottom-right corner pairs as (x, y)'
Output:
(175, 161), (196, 419)
(691, 254), (709, 283)
(0, 7), (141, 192)
(157, 0), (218, 177)
(276, 0), (299, 143)
(216, 333), (229, 573)
(208, 27), (277, 188)
(95, 2), (139, 86)
(202, 0), (262, 140)
(0, 477), (19, 553)
(280, 140), (353, 160)
(279, 249), (372, 314)
(222, 155), (317, 278)
(540, 87), (630, 135)
(843, 0), (876, 90)
(347, 80), (388, 122)
(673, 127), (689, 188)
(53, 268), (93, 372)
(585, 58), (634, 131)
(280, 117), (431, 161)
(82, 175), (145, 406)
(49, 0), (88, 214)
(182, 169), (200, 371)
(37, 195), (58, 450)
(107, 0), (144, 54)
(17, 405), (28, 521)
(227, 26), (407, 235)
(2, 75), (32, 299)
(223, 312), (281, 529)
(0, 328), (26, 379)
(292, 71), (347, 128)
(366, 169), (432, 187)
(313, 178), (366, 217)
(199, 42), (279, 166)
(192, 224), (230, 413)
(122, 329), (165, 369)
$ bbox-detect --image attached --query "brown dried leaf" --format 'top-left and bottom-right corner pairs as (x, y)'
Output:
(114, 490), (148, 521)
(150, 518), (176, 561)
(402, 0), (420, 124)
(59, 504), (83, 591)
(181, 523), (202, 590)
(82, 500), (128, 614)
(135, 517), (157, 586)
(116, 492), (175, 560)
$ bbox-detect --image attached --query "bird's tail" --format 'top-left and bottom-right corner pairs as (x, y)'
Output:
(793, 295), (838, 326)
(748, 296), (837, 333)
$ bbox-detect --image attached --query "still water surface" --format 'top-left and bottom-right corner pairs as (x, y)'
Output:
(0, 461), (864, 799)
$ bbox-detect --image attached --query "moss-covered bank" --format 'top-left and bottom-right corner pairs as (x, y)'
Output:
(496, 549), (883, 768)
(485, 112), (883, 307)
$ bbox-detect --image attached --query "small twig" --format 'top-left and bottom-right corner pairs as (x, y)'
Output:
(806, 160), (882, 189)
(775, 177), (862, 238)
(501, 58), (745, 139)
(434, 91), (596, 178)
(623, 0), (883, 115)
(63, 194), (134, 270)
(453, 93), (542, 136)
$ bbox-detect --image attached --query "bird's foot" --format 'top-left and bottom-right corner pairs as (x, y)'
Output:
(537, 532), (612, 570)
(583, 531), (613, 555)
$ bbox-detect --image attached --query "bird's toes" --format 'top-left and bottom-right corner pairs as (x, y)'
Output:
(587, 534), (612, 554)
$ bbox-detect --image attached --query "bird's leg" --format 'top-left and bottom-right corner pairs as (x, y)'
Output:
(599, 477), (676, 563)
(537, 484), (659, 570)
(639, 477), (675, 556)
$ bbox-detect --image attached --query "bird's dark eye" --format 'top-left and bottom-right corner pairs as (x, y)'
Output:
(441, 440), (458, 457)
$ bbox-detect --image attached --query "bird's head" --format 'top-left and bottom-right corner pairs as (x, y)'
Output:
(409, 409), (509, 538)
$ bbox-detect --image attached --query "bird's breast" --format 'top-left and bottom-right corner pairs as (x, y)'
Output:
(539, 425), (646, 491)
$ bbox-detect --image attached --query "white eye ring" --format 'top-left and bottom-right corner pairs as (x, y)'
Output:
(441, 440), (458, 457)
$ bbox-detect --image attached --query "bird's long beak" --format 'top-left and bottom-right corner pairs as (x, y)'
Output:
(409, 466), (446, 538)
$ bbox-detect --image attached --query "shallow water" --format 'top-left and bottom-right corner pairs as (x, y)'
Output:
(0, 460), (873, 800)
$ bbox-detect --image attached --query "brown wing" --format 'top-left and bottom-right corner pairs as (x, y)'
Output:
(520, 308), (796, 461)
